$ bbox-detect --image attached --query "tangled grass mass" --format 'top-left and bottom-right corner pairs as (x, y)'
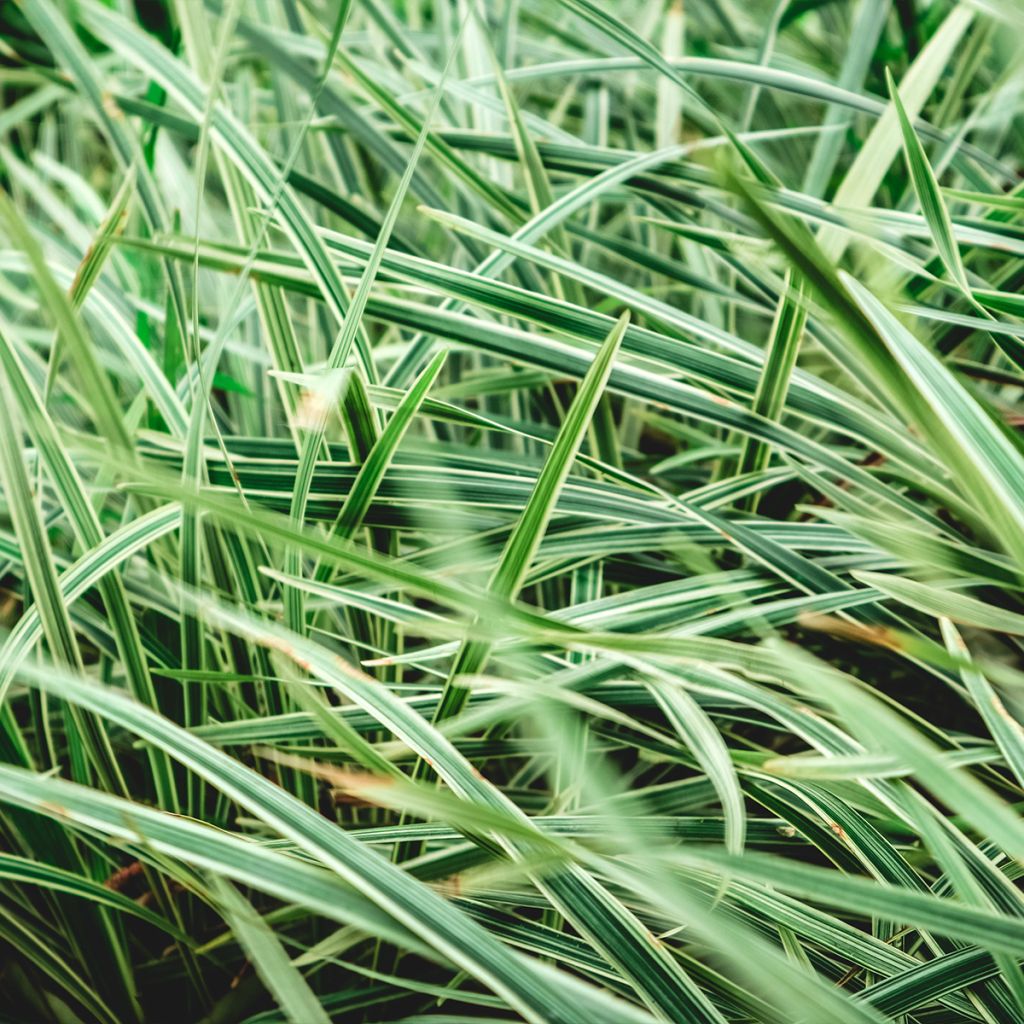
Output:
(2, 0), (1024, 1021)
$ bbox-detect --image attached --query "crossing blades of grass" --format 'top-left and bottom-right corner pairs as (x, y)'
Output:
(430, 310), (631, 727)
(6, 3), (1024, 1021)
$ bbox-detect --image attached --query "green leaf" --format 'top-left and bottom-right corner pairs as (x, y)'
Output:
(210, 876), (331, 1024)
(433, 310), (631, 725)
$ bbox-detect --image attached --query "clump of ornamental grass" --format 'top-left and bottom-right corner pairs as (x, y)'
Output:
(1, 1), (1024, 1022)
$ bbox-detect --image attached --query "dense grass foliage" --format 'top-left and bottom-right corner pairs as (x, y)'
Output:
(2, 0), (1024, 1021)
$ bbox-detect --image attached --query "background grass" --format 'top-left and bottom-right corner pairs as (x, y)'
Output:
(1, 0), (1024, 1021)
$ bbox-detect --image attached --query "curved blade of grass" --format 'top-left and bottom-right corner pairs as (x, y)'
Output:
(0, 852), (188, 941)
(0, 190), (130, 454)
(44, 164), (136, 403)
(209, 876), (331, 1024)
(326, 350), (446, 549)
(730, 170), (1024, 571)
(0, 504), (181, 697)
(672, 846), (1024, 957)
(432, 310), (630, 726)
(941, 619), (1024, 789)
(735, 270), (807, 493)
(11, 660), (660, 1024)
(816, 4), (975, 261)
(0, 376), (137, 1016)
(0, 371), (118, 787)
(0, 764), (428, 955)
(855, 570), (1024, 634)
(283, 15), (466, 634)
(843, 274), (1024, 573)
(775, 643), (1024, 861)
(0, 315), (175, 803)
